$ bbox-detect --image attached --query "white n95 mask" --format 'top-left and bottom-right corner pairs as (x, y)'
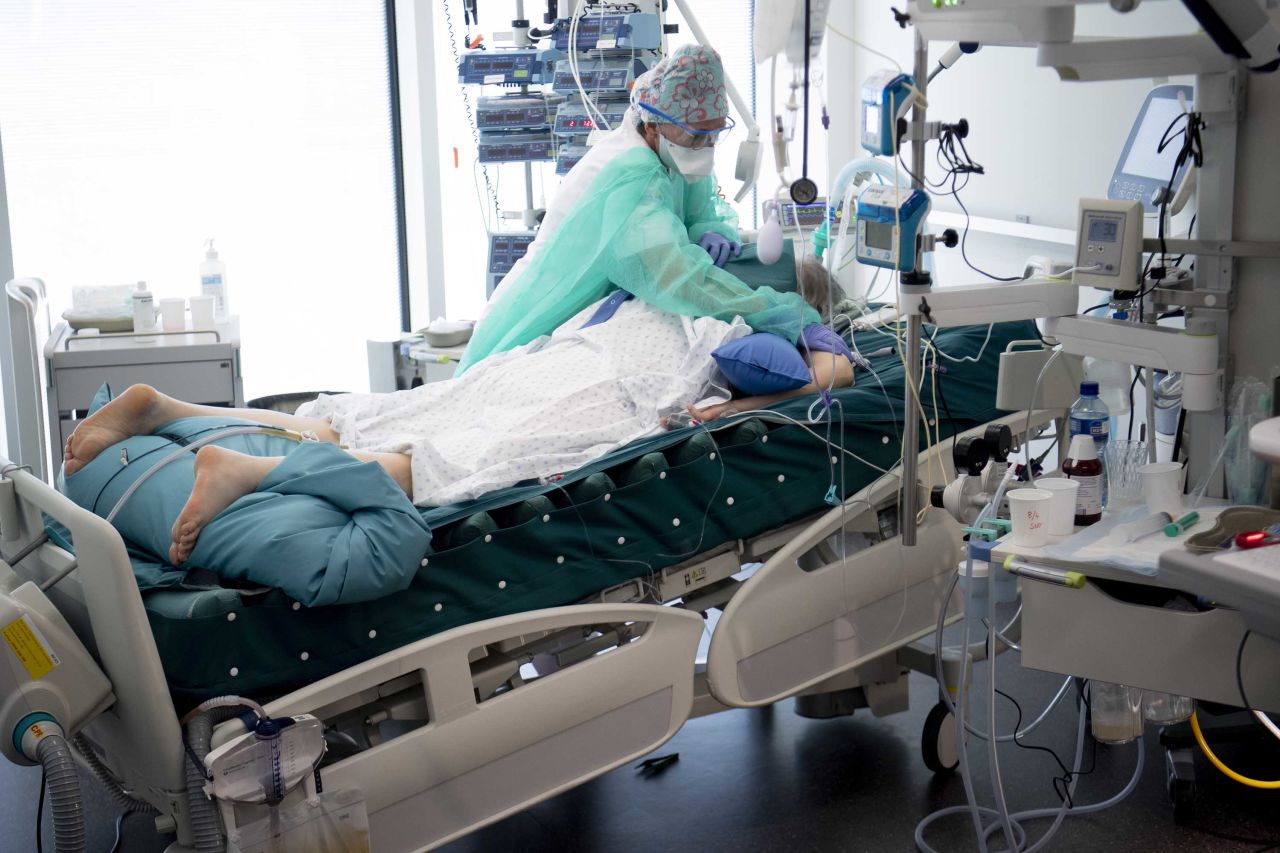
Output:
(658, 136), (715, 183)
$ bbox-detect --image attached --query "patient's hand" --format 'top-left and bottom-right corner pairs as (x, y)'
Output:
(690, 351), (855, 423)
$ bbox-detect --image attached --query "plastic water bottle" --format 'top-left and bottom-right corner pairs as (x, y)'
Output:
(1069, 381), (1110, 504)
(1069, 381), (1110, 454)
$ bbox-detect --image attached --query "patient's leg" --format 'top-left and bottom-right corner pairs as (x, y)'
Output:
(169, 444), (413, 564)
(65, 384), (341, 476)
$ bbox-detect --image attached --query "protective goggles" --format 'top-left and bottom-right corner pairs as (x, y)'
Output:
(637, 102), (735, 149)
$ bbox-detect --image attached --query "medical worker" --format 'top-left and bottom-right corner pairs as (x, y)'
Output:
(458, 44), (818, 372)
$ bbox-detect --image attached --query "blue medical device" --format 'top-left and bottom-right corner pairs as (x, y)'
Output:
(477, 130), (556, 163)
(854, 185), (931, 272)
(552, 13), (662, 51)
(556, 143), (589, 175)
(553, 100), (628, 136)
(458, 48), (564, 86)
(487, 233), (536, 295)
(476, 94), (562, 130)
(860, 70), (917, 156)
(552, 57), (651, 94)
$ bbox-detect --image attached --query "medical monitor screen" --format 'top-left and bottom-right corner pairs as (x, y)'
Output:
(865, 220), (894, 250)
(1088, 218), (1119, 243)
(1120, 96), (1185, 181)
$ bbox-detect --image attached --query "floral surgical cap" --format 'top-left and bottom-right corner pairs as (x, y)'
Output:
(632, 44), (729, 124)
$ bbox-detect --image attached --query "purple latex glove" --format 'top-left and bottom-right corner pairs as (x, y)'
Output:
(698, 232), (743, 268)
(800, 323), (854, 362)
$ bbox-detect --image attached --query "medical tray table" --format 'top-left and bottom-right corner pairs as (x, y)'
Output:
(991, 533), (1280, 713)
(44, 322), (243, 454)
(369, 335), (466, 391)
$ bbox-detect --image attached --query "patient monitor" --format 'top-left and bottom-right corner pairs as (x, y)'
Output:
(1109, 84), (1196, 214)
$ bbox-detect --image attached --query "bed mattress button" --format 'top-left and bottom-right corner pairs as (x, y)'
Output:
(498, 580), (507, 589)
(300, 652), (310, 661)
(484, 534), (493, 543)
(882, 436), (891, 444)
(434, 603), (443, 612)
(603, 493), (611, 502)
(761, 435), (768, 443)
(556, 556), (565, 564)
(726, 497), (735, 506)
(291, 602), (301, 611)
(226, 613), (236, 622)
(709, 453), (717, 460)
(229, 667), (239, 677)
(542, 514), (551, 523)
(659, 472), (667, 480)
(617, 536), (626, 546)
(420, 558), (430, 568)
(672, 518), (681, 527)
(368, 630), (377, 639)
(777, 474), (786, 483)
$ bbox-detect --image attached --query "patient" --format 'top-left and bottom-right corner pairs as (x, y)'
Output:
(63, 260), (851, 567)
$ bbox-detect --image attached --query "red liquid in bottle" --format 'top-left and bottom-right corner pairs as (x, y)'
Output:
(1062, 434), (1103, 526)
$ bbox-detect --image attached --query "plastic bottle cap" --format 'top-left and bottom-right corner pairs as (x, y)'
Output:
(1080, 381), (1099, 396)
(1067, 433), (1097, 461)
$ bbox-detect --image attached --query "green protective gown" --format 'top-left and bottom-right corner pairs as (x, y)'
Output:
(458, 146), (818, 373)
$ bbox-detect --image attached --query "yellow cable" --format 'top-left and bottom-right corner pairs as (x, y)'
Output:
(1190, 710), (1280, 789)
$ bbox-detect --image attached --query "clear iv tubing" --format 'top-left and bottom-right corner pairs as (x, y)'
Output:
(919, 470), (1144, 852)
(105, 425), (301, 524)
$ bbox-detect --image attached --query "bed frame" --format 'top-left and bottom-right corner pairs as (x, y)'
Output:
(0, 410), (1054, 852)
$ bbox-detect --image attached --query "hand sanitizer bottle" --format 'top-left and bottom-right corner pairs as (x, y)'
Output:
(200, 239), (229, 320)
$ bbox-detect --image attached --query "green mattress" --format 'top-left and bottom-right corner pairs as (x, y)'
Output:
(140, 319), (1035, 708)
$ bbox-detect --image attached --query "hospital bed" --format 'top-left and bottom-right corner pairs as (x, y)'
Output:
(0, 319), (1054, 851)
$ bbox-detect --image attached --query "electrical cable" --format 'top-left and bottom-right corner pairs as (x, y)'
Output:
(36, 769), (46, 853)
(444, 0), (498, 225)
(109, 810), (134, 853)
(1190, 710), (1280, 789)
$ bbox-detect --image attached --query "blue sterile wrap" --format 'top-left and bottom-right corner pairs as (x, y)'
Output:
(60, 390), (431, 607)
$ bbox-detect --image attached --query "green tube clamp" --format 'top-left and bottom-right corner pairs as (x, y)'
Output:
(962, 526), (998, 542)
(982, 518), (1013, 535)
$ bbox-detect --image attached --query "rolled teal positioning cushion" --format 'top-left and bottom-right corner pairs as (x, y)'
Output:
(61, 405), (431, 607)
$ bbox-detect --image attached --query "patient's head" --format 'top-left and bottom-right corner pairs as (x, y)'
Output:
(797, 258), (844, 320)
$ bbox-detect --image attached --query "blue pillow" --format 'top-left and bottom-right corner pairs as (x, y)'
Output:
(800, 323), (854, 362)
(712, 333), (811, 395)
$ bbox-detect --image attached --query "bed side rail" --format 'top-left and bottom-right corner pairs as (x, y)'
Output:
(705, 411), (1056, 708)
(213, 603), (703, 853)
(0, 458), (186, 801)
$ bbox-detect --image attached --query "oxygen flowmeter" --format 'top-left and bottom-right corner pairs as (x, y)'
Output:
(854, 184), (931, 272)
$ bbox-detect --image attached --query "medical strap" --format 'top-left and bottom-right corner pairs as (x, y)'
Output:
(580, 290), (635, 329)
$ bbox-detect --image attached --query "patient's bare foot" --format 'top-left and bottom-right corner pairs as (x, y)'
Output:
(64, 385), (168, 476)
(169, 446), (281, 565)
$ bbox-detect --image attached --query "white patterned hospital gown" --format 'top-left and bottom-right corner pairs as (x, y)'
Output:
(299, 297), (749, 506)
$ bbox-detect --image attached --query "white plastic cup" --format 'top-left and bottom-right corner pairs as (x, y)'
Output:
(1139, 461), (1184, 517)
(1007, 488), (1053, 547)
(1035, 478), (1080, 536)
(159, 298), (186, 332)
(189, 295), (216, 330)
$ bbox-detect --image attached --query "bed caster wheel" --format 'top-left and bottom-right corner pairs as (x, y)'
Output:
(922, 701), (959, 774)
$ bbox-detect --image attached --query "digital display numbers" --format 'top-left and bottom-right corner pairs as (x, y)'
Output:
(1088, 218), (1119, 243)
(565, 118), (594, 129)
